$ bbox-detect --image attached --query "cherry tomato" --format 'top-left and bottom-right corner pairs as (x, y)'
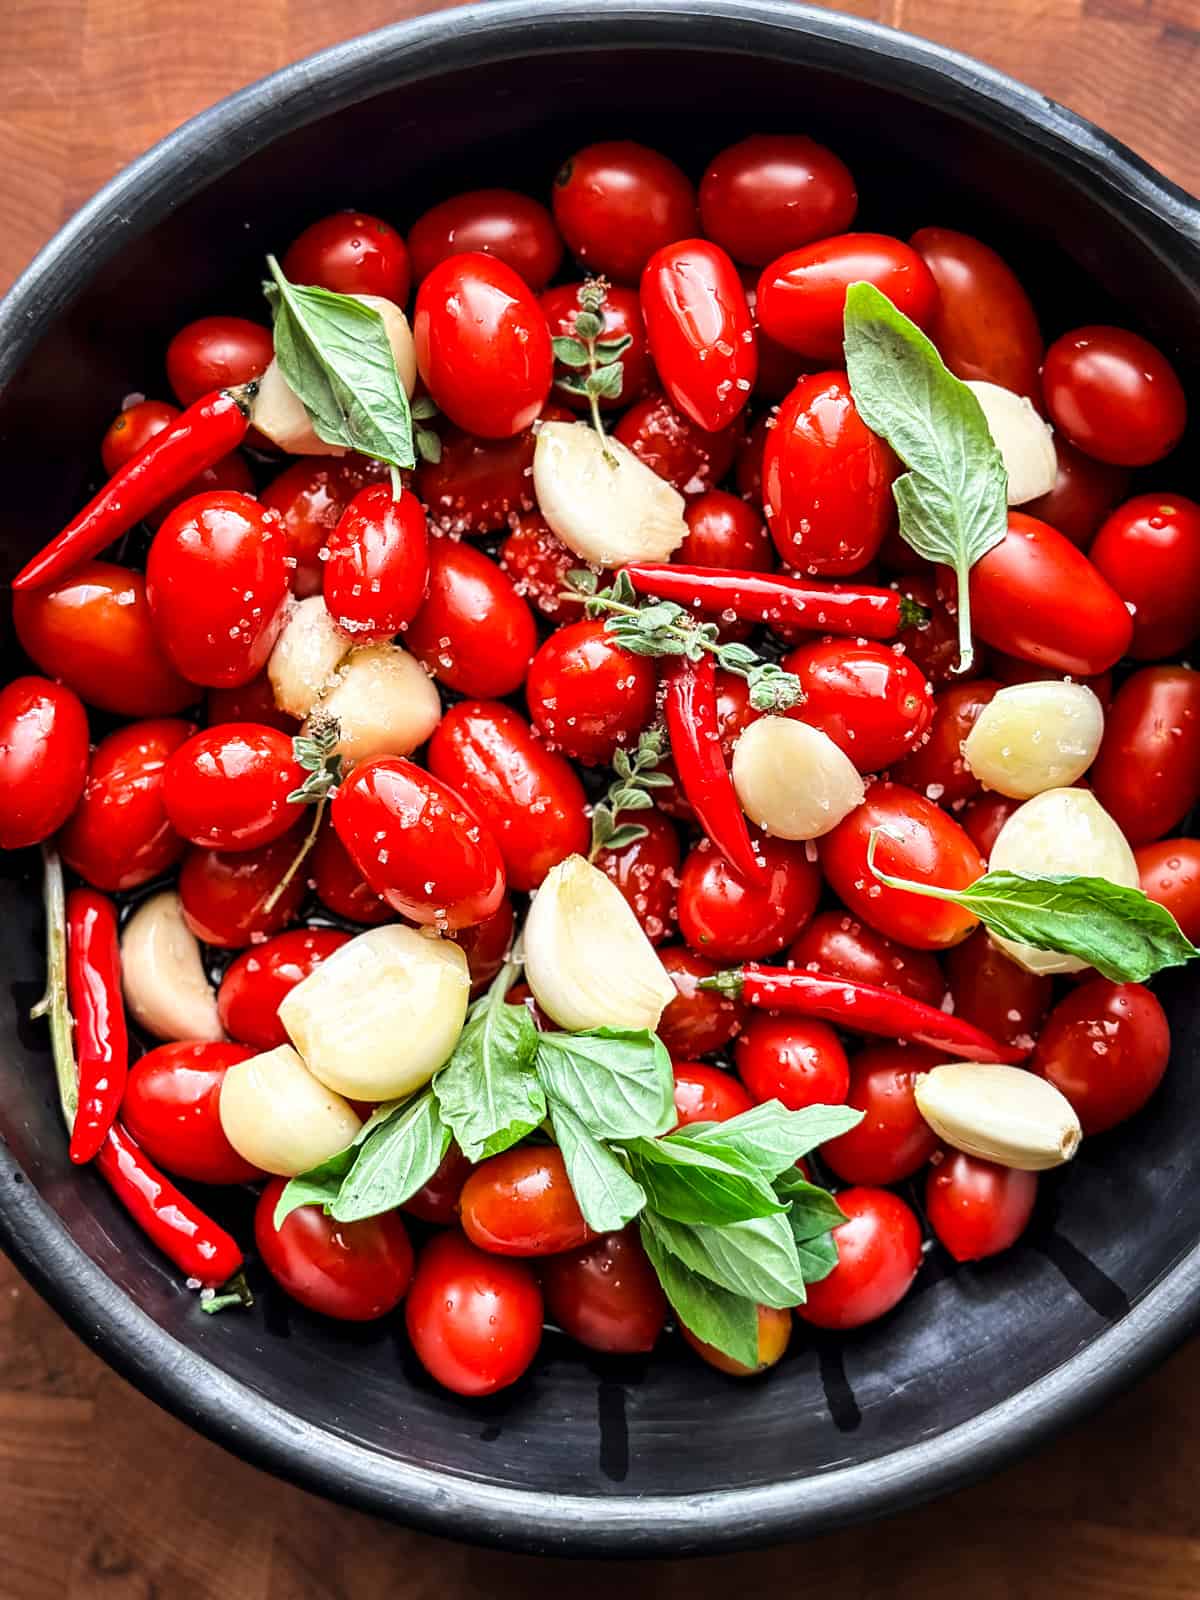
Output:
(613, 391), (742, 495)
(409, 188), (561, 291)
(944, 929), (1052, 1059)
(735, 1015), (850, 1112)
(894, 573), (987, 689)
(961, 792), (1021, 860)
(683, 489), (773, 571)
(1090, 666), (1200, 845)
(1136, 838), (1200, 943)
(403, 1142), (473, 1225)
(405, 1230), (542, 1396)
(739, 270), (806, 402)
(891, 679), (999, 808)
(415, 419), (546, 535)
(165, 316), (274, 407)
(909, 227), (1042, 400)
(13, 561), (195, 717)
(672, 1062), (754, 1127)
(552, 140), (697, 284)
(656, 945), (745, 1058)
(206, 672), (297, 736)
(101, 397), (254, 526)
(122, 1042), (260, 1184)
(1089, 493), (1200, 660)
(1024, 437), (1130, 549)
(640, 239), (756, 433)
(542, 1227), (668, 1354)
(413, 252), (553, 438)
(677, 834), (820, 962)
(405, 537), (537, 698)
(309, 818), (393, 925)
(282, 210), (410, 303)
(926, 1150), (1037, 1263)
(700, 135), (857, 266)
(460, 1146), (592, 1257)
(594, 810), (681, 947)
(788, 910), (945, 1007)
(218, 928), (352, 1049)
(321, 483), (430, 641)
(0, 677), (89, 851)
(820, 782), (983, 949)
(541, 283), (653, 411)
(1033, 978), (1170, 1135)
(526, 620), (657, 765)
(59, 717), (193, 890)
(757, 233), (939, 361)
(498, 512), (587, 622)
(794, 1186), (922, 1330)
(735, 412), (770, 502)
(783, 639), (933, 772)
(763, 372), (898, 575)
(987, 651), (1112, 709)
(449, 895), (515, 996)
(177, 828), (307, 947)
(682, 1304), (791, 1377)
(332, 755), (506, 929)
(1042, 324), (1187, 467)
(427, 701), (589, 892)
(162, 722), (303, 851)
(256, 1179), (413, 1322)
(260, 455), (388, 597)
(821, 1043), (940, 1185)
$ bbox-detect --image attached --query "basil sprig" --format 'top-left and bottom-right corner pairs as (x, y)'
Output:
(433, 964), (544, 1163)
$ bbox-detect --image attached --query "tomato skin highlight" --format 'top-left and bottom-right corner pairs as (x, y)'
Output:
(640, 239), (756, 433)
(162, 722), (303, 852)
(0, 677), (89, 851)
(405, 537), (537, 699)
(410, 188), (562, 292)
(677, 835), (821, 963)
(552, 140), (697, 284)
(788, 910), (945, 1008)
(735, 1015), (850, 1113)
(672, 1062), (754, 1127)
(909, 227), (1043, 400)
(542, 1227), (668, 1354)
(795, 1187), (923, 1330)
(526, 619), (657, 766)
(283, 211), (411, 303)
(60, 717), (193, 891)
(1089, 493), (1200, 660)
(1033, 979), (1170, 1135)
(700, 134), (858, 267)
(122, 1042), (261, 1185)
(256, 1179), (414, 1323)
(218, 928), (352, 1050)
(460, 1147), (592, 1257)
(1042, 324), (1187, 467)
(820, 1043), (940, 1186)
(926, 1151), (1037, 1263)
(406, 1230), (543, 1396)
(783, 638), (933, 773)
(322, 483), (430, 642)
(656, 945), (746, 1059)
(1090, 666), (1200, 845)
(1136, 838), (1200, 943)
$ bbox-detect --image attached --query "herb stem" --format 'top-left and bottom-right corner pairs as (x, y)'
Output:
(262, 793), (326, 915)
(32, 848), (78, 1134)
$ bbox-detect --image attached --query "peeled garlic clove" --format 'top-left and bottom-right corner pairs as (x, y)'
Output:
(524, 853), (677, 1031)
(989, 786), (1138, 974)
(219, 1044), (362, 1176)
(966, 380), (1057, 505)
(268, 596), (352, 720)
(121, 890), (223, 1043)
(354, 295), (418, 398)
(279, 923), (469, 1101)
(963, 681), (1104, 799)
(915, 1061), (1081, 1170)
(533, 420), (687, 568)
(731, 716), (865, 840)
(308, 642), (442, 766)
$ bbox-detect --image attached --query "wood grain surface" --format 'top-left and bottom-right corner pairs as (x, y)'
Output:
(2, 0), (1199, 1593)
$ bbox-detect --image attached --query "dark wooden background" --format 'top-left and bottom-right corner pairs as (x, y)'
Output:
(2, 0), (1200, 1592)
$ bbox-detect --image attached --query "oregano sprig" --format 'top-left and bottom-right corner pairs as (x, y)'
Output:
(551, 277), (632, 464)
(410, 394), (442, 465)
(262, 715), (343, 914)
(588, 724), (672, 859)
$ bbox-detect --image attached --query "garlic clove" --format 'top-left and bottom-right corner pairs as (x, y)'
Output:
(524, 853), (677, 1032)
(121, 889), (223, 1043)
(731, 716), (865, 840)
(307, 642), (442, 766)
(914, 1061), (1081, 1170)
(963, 681), (1104, 799)
(965, 380), (1057, 505)
(268, 595), (352, 720)
(354, 296), (418, 398)
(279, 923), (469, 1101)
(533, 420), (687, 568)
(219, 1044), (362, 1176)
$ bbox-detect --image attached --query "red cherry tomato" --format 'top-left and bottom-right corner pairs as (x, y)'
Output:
(541, 283), (653, 412)
(796, 1187), (922, 1330)
(594, 810), (681, 947)
(821, 782), (983, 949)
(909, 227), (1042, 400)
(122, 1042), (260, 1185)
(426, 701), (589, 892)
(282, 211), (410, 303)
(1024, 437), (1130, 549)
(177, 829), (307, 948)
(961, 793), (1021, 860)
(683, 489), (773, 571)
(682, 1303), (792, 1376)
(700, 135), (857, 266)
(783, 638), (933, 772)
(526, 619), (657, 765)
(59, 717), (193, 890)
(735, 1015), (850, 1112)
(1089, 493), (1200, 660)
(218, 928), (352, 1049)
(1042, 324), (1187, 467)
(892, 679), (999, 808)
(449, 895), (515, 995)
(403, 1142), (473, 1225)
(788, 910), (945, 1008)
(332, 755), (506, 930)
(162, 722), (303, 851)
(256, 1179), (413, 1322)
(677, 834), (821, 962)
(405, 1230), (542, 1396)
(309, 818), (393, 925)
(0, 677), (89, 851)
(1033, 978), (1170, 1135)
(757, 233), (939, 361)
(552, 140), (697, 284)
(459, 1146), (592, 1257)
(542, 1226), (668, 1354)
(656, 945), (746, 1059)
(415, 417), (548, 535)
(165, 316), (274, 407)
(640, 239), (756, 433)
(894, 573), (988, 689)
(944, 929), (1052, 1059)
(101, 397), (254, 527)
(498, 512), (587, 622)
(672, 1062), (754, 1127)
(321, 483), (430, 642)
(613, 391), (742, 496)
(409, 188), (561, 291)
(206, 672), (297, 736)
(926, 1151), (1037, 1263)
(821, 1043), (940, 1185)
(413, 252), (553, 438)
(1136, 838), (1200, 943)
(260, 455), (388, 597)
(1090, 666), (1200, 845)
(763, 371), (898, 575)
(735, 412), (770, 502)
(405, 537), (537, 698)
(13, 561), (195, 718)
(739, 270), (806, 402)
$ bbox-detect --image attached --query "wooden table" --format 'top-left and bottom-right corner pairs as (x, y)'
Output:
(2, 1), (1199, 1593)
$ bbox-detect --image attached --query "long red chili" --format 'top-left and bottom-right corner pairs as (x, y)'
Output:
(662, 653), (766, 886)
(65, 888), (128, 1165)
(623, 564), (922, 639)
(699, 964), (1023, 1063)
(13, 387), (253, 591)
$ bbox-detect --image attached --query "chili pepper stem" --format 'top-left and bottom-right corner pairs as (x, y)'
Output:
(898, 594), (931, 630)
(262, 792), (327, 915)
(696, 969), (746, 998)
(33, 848), (78, 1133)
(199, 1270), (256, 1315)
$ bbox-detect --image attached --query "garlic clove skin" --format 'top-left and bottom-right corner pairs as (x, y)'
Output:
(219, 1044), (362, 1176)
(915, 1061), (1082, 1170)
(121, 889), (223, 1043)
(268, 596), (352, 720)
(533, 420), (687, 568)
(731, 716), (865, 840)
(279, 923), (470, 1102)
(988, 786), (1138, 974)
(962, 681), (1104, 799)
(524, 853), (677, 1032)
(307, 642), (442, 766)
(966, 380), (1057, 505)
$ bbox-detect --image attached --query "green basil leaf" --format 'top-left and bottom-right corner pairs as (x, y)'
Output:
(331, 1090), (450, 1222)
(550, 1101), (647, 1233)
(535, 1027), (675, 1141)
(685, 1101), (865, 1178)
(794, 1229), (839, 1285)
(551, 335), (591, 368)
(773, 1168), (849, 1240)
(434, 985), (544, 1162)
(273, 1100), (403, 1228)
(640, 1215), (761, 1369)
(623, 1137), (786, 1225)
(644, 1210), (808, 1309)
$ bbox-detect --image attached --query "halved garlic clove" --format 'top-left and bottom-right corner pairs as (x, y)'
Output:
(279, 923), (469, 1102)
(307, 642), (442, 765)
(219, 1044), (362, 1176)
(121, 890), (223, 1043)
(524, 853), (677, 1032)
(965, 380), (1057, 505)
(914, 1061), (1082, 1170)
(731, 716), (865, 840)
(533, 420), (687, 568)
(962, 680), (1104, 799)
(268, 596), (352, 720)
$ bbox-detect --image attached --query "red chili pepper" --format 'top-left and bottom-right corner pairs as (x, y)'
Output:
(700, 964), (1022, 1063)
(663, 653), (766, 886)
(65, 888), (127, 1165)
(624, 564), (922, 639)
(13, 388), (253, 592)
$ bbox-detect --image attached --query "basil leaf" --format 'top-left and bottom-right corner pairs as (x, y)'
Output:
(623, 1136), (786, 1225)
(794, 1230), (839, 1285)
(644, 1210), (808, 1309)
(535, 1028), (675, 1141)
(434, 985), (544, 1163)
(265, 256), (414, 469)
(843, 280), (1007, 673)
(773, 1168), (849, 1240)
(331, 1090), (450, 1222)
(685, 1101), (865, 1178)
(640, 1216), (761, 1369)
(273, 1100), (404, 1228)
(549, 1101), (646, 1233)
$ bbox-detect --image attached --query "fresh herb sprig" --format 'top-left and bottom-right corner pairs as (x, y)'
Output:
(262, 716), (342, 914)
(410, 394), (442, 465)
(551, 277), (632, 462)
(588, 725), (672, 859)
